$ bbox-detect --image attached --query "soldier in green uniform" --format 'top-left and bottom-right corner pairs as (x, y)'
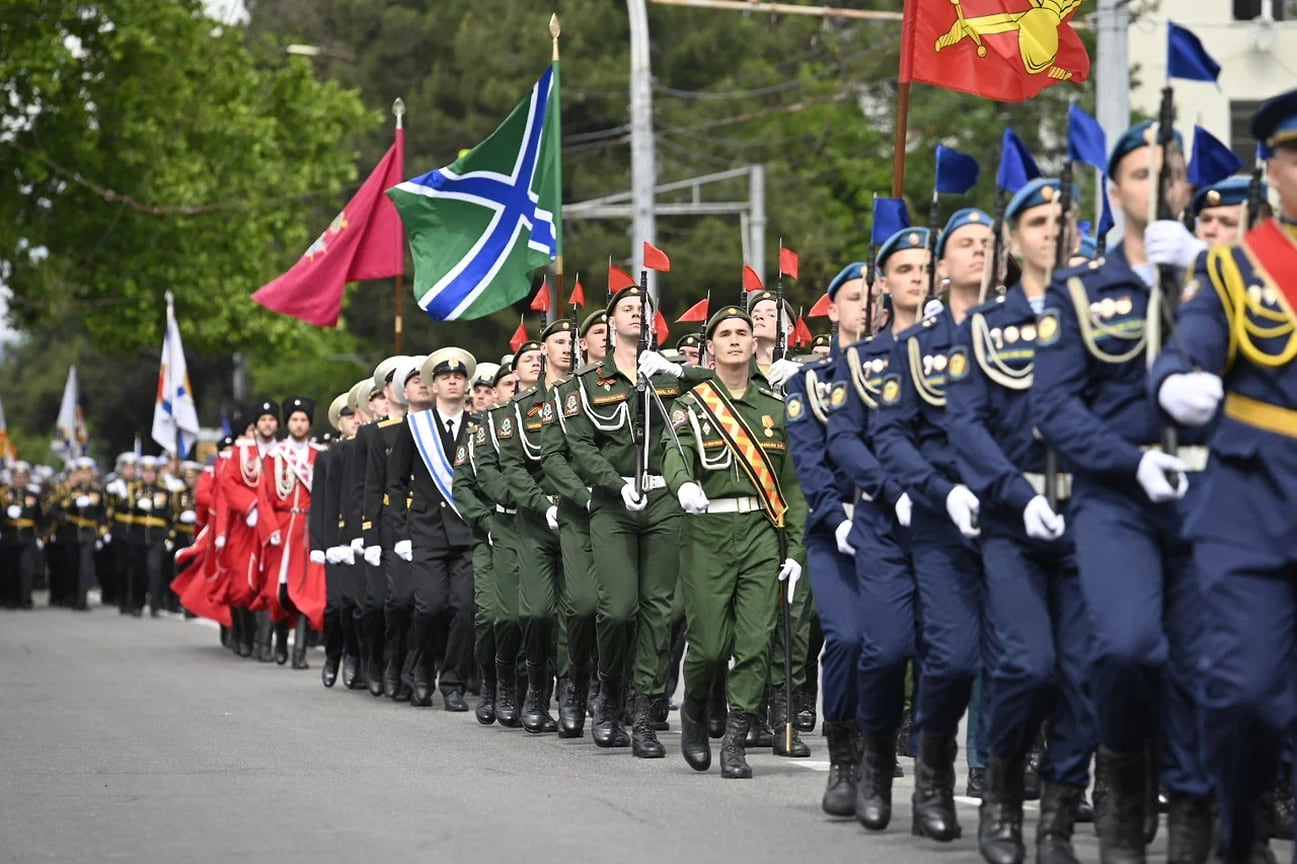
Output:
(540, 309), (608, 737)
(565, 285), (683, 757)
(662, 306), (808, 779)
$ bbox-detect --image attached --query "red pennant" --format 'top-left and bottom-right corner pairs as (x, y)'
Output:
(509, 319), (529, 352)
(568, 277), (585, 308)
(779, 246), (800, 280)
(608, 264), (637, 294)
(653, 309), (670, 345)
(676, 298), (710, 323)
(808, 293), (832, 317)
(793, 314), (813, 347)
(742, 265), (764, 293)
(643, 241), (671, 273)
(529, 280), (551, 312)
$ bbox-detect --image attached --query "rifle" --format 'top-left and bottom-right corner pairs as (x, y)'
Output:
(864, 245), (876, 339)
(774, 246), (788, 362)
(634, 269), (651, 499)
(1245, 150), (1265, 230)
(697, 290), (710, 367)
(570, 273), (582, 369)
(926, 189), (941, 304)
(981, 187), (1008, 304)
(1042, 158), (1076, 512)
(1151, 86), (1185, 485)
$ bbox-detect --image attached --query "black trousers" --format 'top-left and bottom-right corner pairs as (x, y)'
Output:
(410, 544), (474, 692)
(0, 542), (35, 608)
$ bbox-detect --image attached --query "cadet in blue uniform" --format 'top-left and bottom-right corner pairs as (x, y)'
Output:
(1032, 121), (1213, 864)
(1148, 89), (1297, 864)
(784, 262), (873, 815)
(945, 179), (1096, 864)
(825, 230), (923, 832)
(874, 210), (991, 843)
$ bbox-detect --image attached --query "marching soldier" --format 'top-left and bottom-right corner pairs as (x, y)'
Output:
(51, 457), (106, 611)
(1, 462), (41, 609)
(675, 333), (701, 365)
(315, 393), (355, 687)
(219, 403), (278, 658)
(663, 305), (807, 779)
(102, 452), (138, 607)
(1147, 88), (1297, 863)
(171, 461), (202, 615)
(130, 456), (175, 617)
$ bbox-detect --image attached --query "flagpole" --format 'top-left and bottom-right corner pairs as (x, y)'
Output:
(393, 98), (407, 353)
(892, 81), (910, 198)
(549, 14), (564, 329)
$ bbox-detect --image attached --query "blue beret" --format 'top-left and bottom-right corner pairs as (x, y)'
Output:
(1250, 88), (1297, 149)
(1108, 120), (1185, 179)
(876, 227), (931, 271)
(935, 208), (991, 260)
(1190, 176), (1257, 217)
(827, 262), (866, 299)
(1006, 178), (1081, 222)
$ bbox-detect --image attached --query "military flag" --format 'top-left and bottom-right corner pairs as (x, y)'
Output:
(151, 292), (201, 458)
(51, 365), (86, 463)
(0, 393), (14, 465)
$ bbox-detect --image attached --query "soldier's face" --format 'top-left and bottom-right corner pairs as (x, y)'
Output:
(256, 415), (278, 439)
(404, 373), (431, 406)
(680, 345), (699, 365)
(339, 415), (358, 436)
(707, 320), (755, 366)
(496, 374), (518, 401)
(544, 332), (572, 372)
(514, 350), (542, 385)
(369, 393), (389, 418)
(1113, 145), (1189, 227)
(750, 299), (784, 342)
(120, 465), (137, 480)
(581, 324), (608, 362)
(1195, 205), (1242, 244)
(433, 371), (467, 403)
(812, 344), (831, 356)
(828, 279), (868, 340)
(13, 471), (29, 487)
(881, 249), (931, 315)
(142, 468), (157, 484)
(287, 413), (310, 440)
(611, 299), (641, 342)
(937, 224), (991, 287)
(1010, 203), (1062, 273)
(1267, 146), (1297, 218)
(472, 383), (495, 412)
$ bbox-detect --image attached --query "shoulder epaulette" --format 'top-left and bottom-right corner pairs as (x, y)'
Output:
(512, 386), (538, 403)
(758, 387), (785, 401)
(377, 416), (403, 428)
(575, 361), (602, 376)
(896, 320), (928, 341)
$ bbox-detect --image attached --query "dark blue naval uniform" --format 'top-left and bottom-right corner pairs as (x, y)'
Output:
(824, 329), (917, 737)
(873, 309), (982, 741)
(1149, 222), (1297, 854)
(945, 285), (1095, 789)
(784, 346), (859, 726)
(1031, 243), (1209, 801)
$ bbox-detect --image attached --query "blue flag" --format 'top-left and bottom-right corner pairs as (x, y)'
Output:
(935, 144), (980, 195)
(1098, 187), (1114, 237)
(1067, 103), (1108, 171)
(996, 128), (1040, 193)
(871, 197), (911, 245)
(1188, 125), (1243, 188)
(1168, 22), (1220, 83)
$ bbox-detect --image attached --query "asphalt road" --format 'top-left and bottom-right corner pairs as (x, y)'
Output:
(1, 600), (1288, 864)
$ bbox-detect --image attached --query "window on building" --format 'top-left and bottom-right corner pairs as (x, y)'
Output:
(1234, 0), (1294, 20)
(1230, 100), (1263, 164)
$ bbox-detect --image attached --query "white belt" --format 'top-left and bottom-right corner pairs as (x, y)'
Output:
(495, 505), (517, 515)
(546, 495), (557, 506)
(1140, 444), (1209, 473)
(621, 475), (667, 491)
(842, 502), (855, 522)
(703, 496), (762, 515)
(1023, 472), (1073, 501)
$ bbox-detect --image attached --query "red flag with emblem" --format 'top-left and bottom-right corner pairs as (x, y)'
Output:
(608, 263), (637, 293)
(779, 246), (799, 280)
(742, 265), (764, 293)
(509, 318), (529, 352)
(529, 279), (551, 312)
(654, 309), (670, 345)
(643, 242), (671, 273)
(808, 294), (832, 317)
(676, 298), (710, 323)
(901, 0), (1090, 102)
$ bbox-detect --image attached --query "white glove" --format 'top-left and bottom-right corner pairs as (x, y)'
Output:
(107, 479), (126, 498)
(777, 557), (803, 604)
(1145, 220), (1207, 270)
(309, 549), (327, 565)
(179, 510), (197, 524)
(1023, 495), (1066, 541)
(6, 505), (20, 519)
(676, 481), (709, 515)
(340, 545), (356, 565)
(164, 539), (175, 552)
(363, 545), (381, 567)
(394, 539), (413, 562)
(95, 539), (103, 552)
(1158, 372), (1223, 427)
(894, 493), (913, 528)
(325, 546), (344, 564)
(268, 531), (282, 547)
(76, 495), (91, 508)
(350, 536), (364, 553)
(620, 483), (647, 513)
(245, 507), (258, 528)
(1136, 451), (1189, 503)
(215, 534), (226, 549)
(833, 519), (855, 556)
(545, 505), (559, 530)
(945, 485), (981, 538)
(102, 532), (112, 545)
(135, 497), (151, 511)
(35, 539), (44, 551)
(637, 350), (683, 380)
(767, 358), (802, 391)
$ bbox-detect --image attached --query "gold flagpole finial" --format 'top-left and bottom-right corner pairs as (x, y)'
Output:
(550, 14), (561, 61)
(392, 98), (406, 131)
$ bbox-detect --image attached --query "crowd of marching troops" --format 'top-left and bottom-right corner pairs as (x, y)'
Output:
(4, 89), (1296, 864)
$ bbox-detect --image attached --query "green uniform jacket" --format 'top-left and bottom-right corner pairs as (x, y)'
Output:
(662, 378), (808, 567)
(452, 414), (493, 539)
(498, 383), (561, 514)
(472, 404), (519, 511)
(540, 371), (594, 510)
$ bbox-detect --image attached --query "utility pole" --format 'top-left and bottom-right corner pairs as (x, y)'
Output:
(628, 0), (657, 300)
(1095, 0), (1130, 241)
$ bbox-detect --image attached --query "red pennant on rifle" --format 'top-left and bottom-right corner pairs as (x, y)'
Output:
(654, 309), (670, 345)
(742, 265), (764, 293)
(643, 242), (671, 273)
(608, 263), (637, 294)
(676, 298), (710, 323)
(529, 280), (551, 312)
(808, 293), (832, 317)
(568, 277), (585, 308)
(793, 315), (814, 347)
(509, 319), (529, 352)
(779, 246), (799, 280)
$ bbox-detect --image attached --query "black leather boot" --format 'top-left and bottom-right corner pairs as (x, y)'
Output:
(680, 694), (711, 772)
(1077, 791), (1096, 824)
(591, 677), (630, 748)
(495, 660), (521, 728)
(1093, 751), (1110, 836)
(770, 687), (810, 757)
(1037, 781), (1084, 864)
(912, 733), (962, 842)
(1166, 795), (1212, 864)
(897, 705), (914, 757)
(254, 611), (273, 662)
(522, 665), (555, 734)
(237, 610), (255, 657)
(1024, 732), (1045, 801)
(1272, 764), (1294, 841)
(821, 720), (859, 817)
(720, 711), (753, 779)
(586, 670), (600, 718)
(978, 754), (1026, 864)
(290, 617), (309, 669)
(475, 667), (497, 725)
(631, 695), (666, 758)
(410, 651), (433, 707)
(273, 620), (290, 665)
(857, 733), (898, 830)
(383, 652), (402, 700)
(651, 692), (670, 732)
(342, 655), (361, 689)
(706, 673), (727, 739)
(322, 654), (340, 688)
(968, 767), (987, 798)
(795, 682), (817, 733)
(558, 669), (588, 738)
(746, 685), (774, 748)
(1095, 747), (1149, 864)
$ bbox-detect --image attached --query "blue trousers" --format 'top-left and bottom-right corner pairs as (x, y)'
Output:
(910, 504), (981, 740)
(980, 518), (1096, 787)
(1070, 480), (1208, 798)
(852, 502), (917, 736)
(805, 531), (858, 724)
